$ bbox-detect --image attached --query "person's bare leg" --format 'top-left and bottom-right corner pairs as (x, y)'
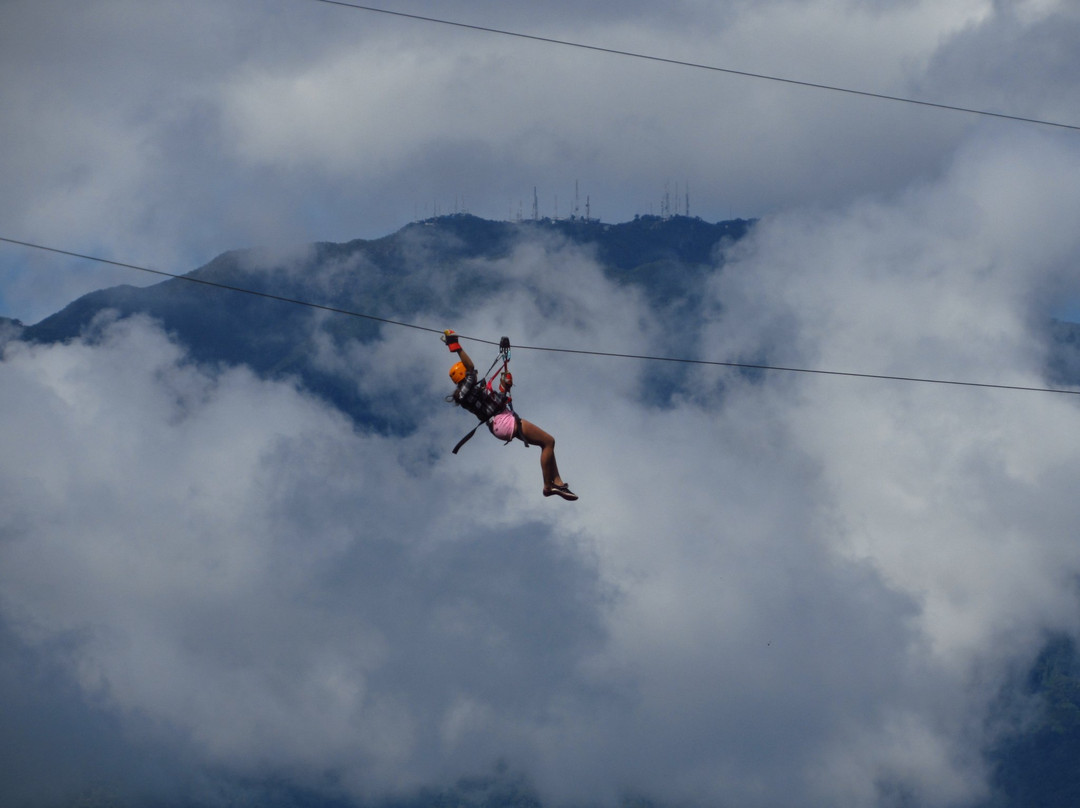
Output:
(519, 419), (560, 486)
(518, 423), (578, 499)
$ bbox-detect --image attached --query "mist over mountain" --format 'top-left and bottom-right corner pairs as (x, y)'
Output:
(4, 210), (1080, 808)
(20, 215), (751, 430)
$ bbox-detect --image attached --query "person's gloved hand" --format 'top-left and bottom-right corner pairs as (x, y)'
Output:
(442, 329), (461, 352)
(499, 371), (513, 392)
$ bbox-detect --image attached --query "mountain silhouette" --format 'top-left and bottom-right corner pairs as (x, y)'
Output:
(18, 214), (752, 429)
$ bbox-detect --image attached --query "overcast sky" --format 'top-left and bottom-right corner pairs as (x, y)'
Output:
(1, 0), (1077, 323)
(4, 1), (1080, 807)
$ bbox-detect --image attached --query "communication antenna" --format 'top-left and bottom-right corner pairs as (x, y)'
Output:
(532, 187), (539, 221)
(585, 195), (591, 222)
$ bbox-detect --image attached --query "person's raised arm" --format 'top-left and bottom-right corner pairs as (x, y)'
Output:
(442, 329), (474, 372)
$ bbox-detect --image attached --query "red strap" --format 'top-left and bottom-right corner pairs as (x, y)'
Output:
(486, 359), (508, 391)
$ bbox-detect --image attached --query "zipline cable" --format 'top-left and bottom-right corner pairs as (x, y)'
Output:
(509, 343), (1080, 395)
(303, 0), (1080, 134)
(0, 236), (442, 337)
(2, 234), (1079, 397)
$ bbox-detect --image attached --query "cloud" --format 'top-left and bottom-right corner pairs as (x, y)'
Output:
(0, 151), (1060, 807)
(921, 0), (1080, 123)
(696, 127), (1080, 791)
(9, 0), (1078, 322)
(0, 311), (610, 804)
(6, 127), (1080, 806)
(4, 1), (1080, 805)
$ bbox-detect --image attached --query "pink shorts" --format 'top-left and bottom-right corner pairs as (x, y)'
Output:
(488, 411), (518, 441)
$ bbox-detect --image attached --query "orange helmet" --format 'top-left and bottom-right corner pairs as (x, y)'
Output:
(449, 361), (467, 384)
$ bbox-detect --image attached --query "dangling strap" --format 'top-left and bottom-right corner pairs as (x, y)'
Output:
(452, 423), (482, 454)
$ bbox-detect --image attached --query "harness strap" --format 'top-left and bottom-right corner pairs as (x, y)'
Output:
(452, 422), (482, 454)
(487, 357), (509, 393)
(480, 353), (502, 386)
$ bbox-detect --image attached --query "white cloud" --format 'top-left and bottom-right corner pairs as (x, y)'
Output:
(702, 123), (1080, 708)
(0, 312), (609, 803)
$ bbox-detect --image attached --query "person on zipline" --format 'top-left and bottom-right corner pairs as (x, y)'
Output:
(442, 329), (577, 501)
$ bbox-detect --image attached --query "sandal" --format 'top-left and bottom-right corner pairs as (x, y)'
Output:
(543, 482), (579, 501)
